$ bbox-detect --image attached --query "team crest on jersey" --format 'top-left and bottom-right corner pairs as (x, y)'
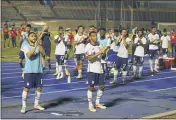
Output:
(27, 82), (29, 86)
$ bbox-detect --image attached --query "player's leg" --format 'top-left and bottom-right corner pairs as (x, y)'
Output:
(76, 54), (83, 79)
(46, 48), (51, 70)
(149, 50), (154, 72)
(21, 73), (31, 113)
(138, 57), (144, 78)
(4, 34), (7, 48)
(7, 34), (10, 48)
(121, 57), (128, 84)
(14, 36), (17, 48)
(87, 72), (96, 112)
(19, 51), (25, 79)
(110, 56), (120, 84)
(154, 50), (159, 72)
(12, 36), (14, 48)
(132, 56), (138, 80)
(96, 73), (106, 109)
(33, 73), (45, 110)
(56, 55), (64, 80)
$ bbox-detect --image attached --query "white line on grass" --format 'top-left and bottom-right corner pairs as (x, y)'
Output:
(2, 75), (176, 99)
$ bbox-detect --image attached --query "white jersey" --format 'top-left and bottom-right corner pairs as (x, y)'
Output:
(54, 35), (67, 55)
(161, 35), (170, 48)
(85, 43), (103, 74)
(117, 37), (131, 58)
(134, 37), (147, 57)
(148, 33), (160, 50)
(74, 33), (85, 54)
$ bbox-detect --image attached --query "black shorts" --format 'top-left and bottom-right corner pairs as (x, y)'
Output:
(75, 54), (84, 61)
(87, 72), (105, 87)
(56, 55), (65, 65)
(133, 56), (144, 66)
(24, 73), (43, 89)
(19, 50), (25, 59)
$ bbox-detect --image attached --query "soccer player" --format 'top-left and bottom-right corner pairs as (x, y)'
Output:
(85, 31), (107, 112)
(74, 25), (87, 79)
(132, 29), (147, 79)
(161, 29), (170, 58)
(97, 28), (111, 74)
(40, 25), (51, 70)
(3, 24), (10, 48)
(148, 26), (160, 73)
(110, 28), (131, 85)
(54, 26), (70, 80)
(19, 24), (31, 79)
(10, 26), (17, 48)
(20, 32), (45, 113)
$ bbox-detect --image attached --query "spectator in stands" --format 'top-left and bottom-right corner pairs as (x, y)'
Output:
(170, 29), (176, 57)
(10, 26), (17, 48)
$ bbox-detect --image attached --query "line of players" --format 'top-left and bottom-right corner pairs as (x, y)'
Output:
(19, 24), (173, 113)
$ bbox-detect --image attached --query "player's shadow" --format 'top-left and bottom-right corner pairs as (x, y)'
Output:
(42, 97), (78, 109)
(104, 98), (148, 107)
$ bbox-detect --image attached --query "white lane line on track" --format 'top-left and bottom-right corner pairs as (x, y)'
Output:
(2, 75), (176, 99)
(1, 69), (172, 80)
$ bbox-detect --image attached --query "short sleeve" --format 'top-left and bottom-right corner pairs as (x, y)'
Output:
(22, 45), (30, 54)
(126, 38), (131, 44)
(84, 44), (92, 56)
(134, 38), (138, 44)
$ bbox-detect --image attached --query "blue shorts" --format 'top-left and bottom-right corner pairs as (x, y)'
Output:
(162, 48), (168, 54)
(87, 72), (105, 87)
(115, 56), (128, 70)
(149, 49), (159, 59)
(75, 54), (84, 61)
(56, 55), (65, 65)
(4, 34), (9, 40)
(107, 49), (118, 57)
(24, 73), (43, 89)
(133, 55), (144, 66)
(43, 48), (51, 57)
(19, 50), (25, 59)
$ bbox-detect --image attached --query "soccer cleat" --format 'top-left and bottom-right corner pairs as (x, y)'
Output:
(120, 80), (126, 85)
(89, 106), (96, 112)
(53, 72), (58, 76)
(21, 107), (26, 114)
(33, 105), (45, 110)
(96, 104), (107, 109)
(86, 81), (88, 84)
(150, 68), (154, 73)
(132, 74), (137, 80)
(65, 68), (70, 76)
(76, 74), (83, 79)
(154, 69), (159, 73)
(110, 80), (117, 85)
(56, 72), (64, 80)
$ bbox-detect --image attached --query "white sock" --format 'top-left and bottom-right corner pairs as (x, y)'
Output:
(78, 70), (82, 75)
(96, 89), (103, 105)
(149, 59), (153, 70)
(122, 71), (127, 81)
(113, 69), (118, 82)
(154, 59), (159, 70)
(57, 65), (62, 77)
(22, 90), (28, 107)
(56, 62), (59, 73)
(34, 91), (41, 106)
(133, 65), (137, 75)
(87, 90), (93, 107)
(139, 66), (143, 75)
